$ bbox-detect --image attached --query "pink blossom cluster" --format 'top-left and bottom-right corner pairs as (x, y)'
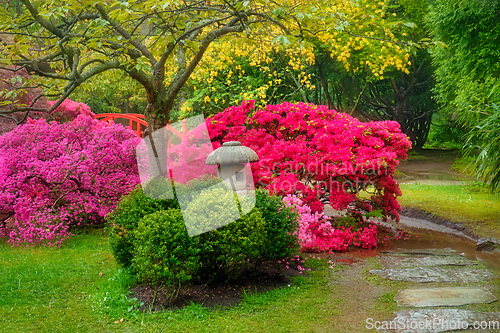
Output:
(207, 100), (412, 221)
(48, 99), (95, 123)
(166, 124), (216, 184)
(283, 194), (378, 252)
(0, 114), (140, 246)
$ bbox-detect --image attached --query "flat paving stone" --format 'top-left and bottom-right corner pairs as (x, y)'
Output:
(377, 309), (500, 333)
(380, 255), (474, 268)
(394, 287), (497, 307)
(381, 248), (458, 257)
(369, 267), (496, 283)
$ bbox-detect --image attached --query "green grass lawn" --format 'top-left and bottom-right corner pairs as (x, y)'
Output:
(399, 183), (500, 239)
(2, 229), (499, 333)
(3, 228), (497, 333)
(0, 230), (397, 333)
(0, 230), (127, 332)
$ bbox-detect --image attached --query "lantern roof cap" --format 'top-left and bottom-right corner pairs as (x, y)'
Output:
(205, 141), (259, 165)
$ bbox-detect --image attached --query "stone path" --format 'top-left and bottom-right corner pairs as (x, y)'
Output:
(371, 248), (500, 332)
(370, 266), (495, 283)
(385, 310), (500, 333)
(378, 255), (475, 268)
(394, 287), (497, 307)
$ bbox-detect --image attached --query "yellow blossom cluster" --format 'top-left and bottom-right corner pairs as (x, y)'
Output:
(316, 0), (413, 77)
(179, 32), (317, 111)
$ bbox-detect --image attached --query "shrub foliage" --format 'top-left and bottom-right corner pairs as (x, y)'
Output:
(255, 188), (299, 260)
(132, 209), (199, 301)
(111, 183), (300, 290)
(108, 186), (179, 267)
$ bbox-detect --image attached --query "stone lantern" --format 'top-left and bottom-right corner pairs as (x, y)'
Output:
(205, 141), (259, 195)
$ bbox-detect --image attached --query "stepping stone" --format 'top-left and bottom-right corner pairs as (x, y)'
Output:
(381, 248), (458, 257)
(377, 309), (500, 333)
(380, 256), (474, 268)
(394, 287), (497, 307)
(369, 267), (496, 283)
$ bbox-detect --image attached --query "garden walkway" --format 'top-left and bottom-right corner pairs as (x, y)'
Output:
(323, 207), (500, 333)
(395, 149), (470, 186)
(373, 246), (500, 333)
(324, 151), (500, 332)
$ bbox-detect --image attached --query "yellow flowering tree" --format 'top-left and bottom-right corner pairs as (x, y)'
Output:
(177, 0), (423, 118)
(179, 38), (317, 117)
(305, 0), (439, 149)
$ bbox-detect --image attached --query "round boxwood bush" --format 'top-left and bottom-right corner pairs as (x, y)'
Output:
(132, 209), (199, 300)
(108, 176), (219, 268)
(255, 189), (300, 260)
(183, 186), (266, 283)
(197, 208), (267, 283)
(108, 185), (179, 267)
(110, 178), (301, 288)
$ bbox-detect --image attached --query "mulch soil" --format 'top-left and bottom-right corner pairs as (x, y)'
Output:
(129, 256), (309, 312)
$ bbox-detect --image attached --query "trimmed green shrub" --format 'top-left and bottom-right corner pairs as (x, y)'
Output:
(255, 189), (300, 260)
(180, 185), (241, 236)
(108, 186), (179, 267)
(195, 208), (267, 283)
(173, 175), (221, 198)
(108, 176), (218, 268)
(183, 186), (266, 283)
(132, 209), (199, 301)
(109, 178), (301, 290)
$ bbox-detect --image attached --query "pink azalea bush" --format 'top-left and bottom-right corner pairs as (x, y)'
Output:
(0, 114), (141, 246)
(49, 99), (94, 122)
(207, 101), (412, 221)
(283, 194), (378, 252)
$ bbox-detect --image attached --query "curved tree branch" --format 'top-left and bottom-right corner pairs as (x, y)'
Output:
(96, 4), (157, 66)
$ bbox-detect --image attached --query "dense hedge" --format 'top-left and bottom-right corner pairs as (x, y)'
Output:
(132, 209), (199, 300)
(108, 182), (300, 292)
(108, 187), (179, 267)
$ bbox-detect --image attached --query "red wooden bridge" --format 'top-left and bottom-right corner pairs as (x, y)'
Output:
(94, 113), (188, 146)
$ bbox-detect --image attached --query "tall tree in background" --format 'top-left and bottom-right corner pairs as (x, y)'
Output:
(308, 0), (439, 149)
(0, 0), (303, 132)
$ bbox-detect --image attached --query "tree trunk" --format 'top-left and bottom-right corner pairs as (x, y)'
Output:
(145, 100), (169, 135)
(317, 62), (334, 109)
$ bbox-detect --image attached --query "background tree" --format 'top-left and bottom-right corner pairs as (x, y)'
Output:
(0, 0), (416, 132)
(176, 0), (425, 124)
(305, 0), (440, 149)
(0, 65), (50, 134)
(357, 49), (439, 149)
(0, 0), (305, 132)
(70, 69), (146, 114)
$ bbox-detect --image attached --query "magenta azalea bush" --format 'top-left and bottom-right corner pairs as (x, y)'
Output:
(283, 194), (378, 252)
(49, 98), (94, 123)
(207, 101), (412, 221)
(0, 115), (140, 246)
